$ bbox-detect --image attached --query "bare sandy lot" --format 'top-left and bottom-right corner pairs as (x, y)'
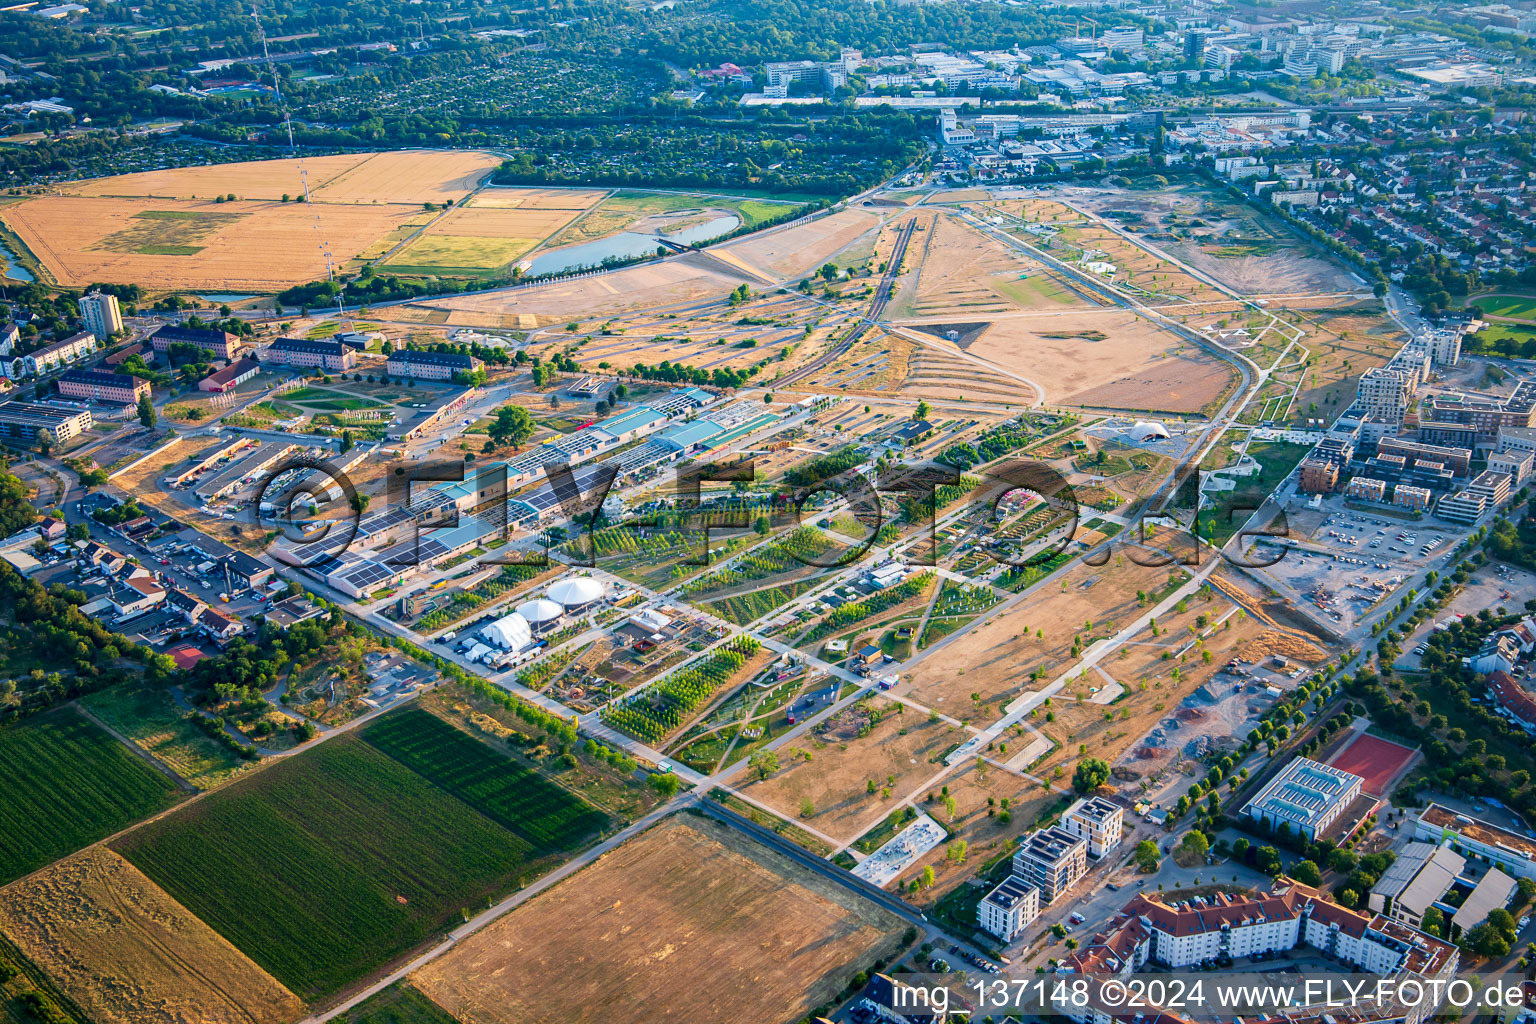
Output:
(740, 696), (957, 842)
(411, 815), (907, 1024)
(57, 153), (372, 201)
(0, 847), (304, 1024)
(3, 196), (417, 291)
(412, 252), (755, 318)
(937, 309), (1234, 412)
(719, 208), (881, 280)
(901, 557), (1162, 723)
(307, 150), (501, 205)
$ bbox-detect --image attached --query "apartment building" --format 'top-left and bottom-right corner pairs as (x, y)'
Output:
(77, 291), (123, 340)
(0, 401), (93, 443)
(1243, 757), (1364, 840)
(977, 874), (1040, 941)
(1013, 826), (1088, 904)
(1423, 381), (1536, 444)
(56, 368), (150, 405)
(1062, 796), (1124, 858)
(1394, 484), (1432, 512)
(386, 349), (483, 382)
(150, 324), (243, 361)
(1346, 476), (1388, 502)
(263, 337), (356, 373)
(1356, 366), (1415, 430)
(1063, 884), (1458, 1024)
(1376, 436), (1472, 476)
(15, 331), (96, 377)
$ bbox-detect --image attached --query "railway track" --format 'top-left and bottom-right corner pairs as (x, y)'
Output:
(778, 216), (918, 387)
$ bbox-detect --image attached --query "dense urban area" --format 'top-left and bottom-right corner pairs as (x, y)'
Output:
(1, 0), (1536, 1021)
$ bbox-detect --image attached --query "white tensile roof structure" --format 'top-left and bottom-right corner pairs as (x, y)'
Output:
(548, 576), (605, 609)
(482, 611), (533, 650)
(516, 598), (564, 625)
(1129, 420), (1171, 441)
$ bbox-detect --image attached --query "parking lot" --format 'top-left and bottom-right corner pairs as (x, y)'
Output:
(1259, 502), (1467, 632)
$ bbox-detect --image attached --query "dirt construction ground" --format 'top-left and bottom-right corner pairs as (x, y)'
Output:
(739, 696), (958, 843)
(718, 207), (882, 280)
(0, 847), (305, 1024)
(410, 815), (908, 1024)
(935, 309), (1235, 412)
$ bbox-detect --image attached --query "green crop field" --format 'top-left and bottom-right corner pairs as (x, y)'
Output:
(338, 983), (457, 1024)
(361, 708), (609, 852)
(0, 707), (180, 885)
(80, 682), (252, 790)
(113, 736), (534, 999)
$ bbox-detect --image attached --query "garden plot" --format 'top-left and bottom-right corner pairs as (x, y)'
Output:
(410, 815), (909, 1024)
(738, 695), (957, 843)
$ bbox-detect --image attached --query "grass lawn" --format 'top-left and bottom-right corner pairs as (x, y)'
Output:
(991, 273), (1074, 306)
(1472, 294), (1536, 320)
(0, 706), (182, 885)
(337, 983), (457, 1024)
(1198, 441), (1311, 546)
(80, 683), (252, 790)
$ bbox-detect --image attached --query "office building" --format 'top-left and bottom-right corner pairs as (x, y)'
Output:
(77, 291), (122, 340)
(1467, 469), (1511, 508)
(150, 324), (243, 361)
(0, 401), (92, 443)
(1437, 489), (1487, 525)
(1416, 803), (1536, 882)
(1062, 796), (1124, 858)
(56, 368), (150, 405)
(263, 337), (356, 373)
(386, 349), (483, 382)
(978, 874), (1040, 941)
(1243, 757), (1364, 840)
(1423, 382), (1536, 444)
(1013, 826), (1088, 904)
(1369, 842), (1465, 928)
(199, 358), (262, 393)
(1490, 448), (1533, 487)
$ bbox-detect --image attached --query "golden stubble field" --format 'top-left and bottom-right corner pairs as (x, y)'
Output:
(12, 150), (505, 290)
(0, 847), (304, 1024)
(3, 196), (418, 291)
(410, 815), (909, 1024)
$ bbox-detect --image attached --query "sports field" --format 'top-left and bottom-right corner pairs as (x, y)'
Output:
(1327, 731), (1418, 799)
(0, 847), (304, 1024)
(0, 706), (181, 885)
(112, 736), (536, 999)
(411, 815), (910, 1024)
(1474, 294), (1536, 320)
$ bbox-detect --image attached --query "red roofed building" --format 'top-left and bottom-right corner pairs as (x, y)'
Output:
(1489, 670), (1536, 731)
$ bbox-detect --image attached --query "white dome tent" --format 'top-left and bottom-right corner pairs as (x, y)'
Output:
(1129, 420), (1171, 442)
(516, 597), (564, 632)
(547, 576), (605, 611)
(481, 611), (533, 651)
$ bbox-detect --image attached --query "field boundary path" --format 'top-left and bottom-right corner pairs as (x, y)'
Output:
(71, 702), (198, 795)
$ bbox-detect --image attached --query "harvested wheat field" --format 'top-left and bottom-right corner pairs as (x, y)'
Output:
(739, 696), (956, 843)
(306, 150), (501, 205)
(410, 815), (908, 1024)
(944, 309), (1234, 412)
(718, 207), (880, 280)
(2, 196), (418, 291)
(57, 153), (372, 201)
(0, 846), (305, 1024)
(413, 252), (756, 318)
(467, 187), (608, 210)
